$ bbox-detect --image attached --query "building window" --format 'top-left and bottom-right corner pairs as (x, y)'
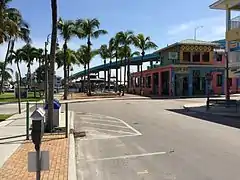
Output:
(216, 74), (223, 87)
(183, 52), (191, 62)
(146, 76), (152, 88)
(216, 54), (222, 62)
(228, 78), (232, 87)
(192, 52), (200, 62)
(202, 52), (210, 62)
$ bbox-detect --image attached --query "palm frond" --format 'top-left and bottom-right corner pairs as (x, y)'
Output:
(92, 29), (108, 39)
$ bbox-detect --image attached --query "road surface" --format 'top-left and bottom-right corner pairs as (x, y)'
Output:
(70, 98), (240, 180)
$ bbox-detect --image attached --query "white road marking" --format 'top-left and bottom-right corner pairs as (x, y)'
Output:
(137, 170), (149, 175)
(104, 115), (142, 135)
(86, 151), (167, 162)
(82, 121), (129, 129)
(79, 134), (141, 141)
(79, 118), (122, 124)
(83, 127), (136, 135)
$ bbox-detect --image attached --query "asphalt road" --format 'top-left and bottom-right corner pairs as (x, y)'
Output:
(70, 98), (240, 180)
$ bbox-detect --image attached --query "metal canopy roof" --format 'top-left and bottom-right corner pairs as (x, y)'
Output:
(210, 0), (240, 10)
(71, 53), (159, 79)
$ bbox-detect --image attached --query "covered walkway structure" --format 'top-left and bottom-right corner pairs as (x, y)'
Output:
(70, 53), (160, 80)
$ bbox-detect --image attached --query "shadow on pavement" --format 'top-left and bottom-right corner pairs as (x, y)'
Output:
(167, 108), (240, 129)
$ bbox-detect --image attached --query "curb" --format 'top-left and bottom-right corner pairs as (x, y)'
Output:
(68, 112), (77, 180)
(183, 105), (240, 118)
(60, 96), (150, 104)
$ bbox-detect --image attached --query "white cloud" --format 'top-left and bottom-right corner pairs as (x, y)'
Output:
(166, 15), (226, 42)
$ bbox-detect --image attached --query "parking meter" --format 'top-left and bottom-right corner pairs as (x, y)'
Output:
(30, 108), (45, 151)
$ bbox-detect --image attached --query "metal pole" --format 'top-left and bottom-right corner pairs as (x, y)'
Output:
(26, 101), (29, 140)
(225, 8), (231, 100)
(65, 103), (68, 138)
(194, 28), (197, 40)
(35, 145), (41, 180)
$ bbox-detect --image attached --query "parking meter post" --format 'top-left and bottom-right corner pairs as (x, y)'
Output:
(26, 101), (29, 140)
(36, 145), (41, 180)
(65, 103), (68, 138)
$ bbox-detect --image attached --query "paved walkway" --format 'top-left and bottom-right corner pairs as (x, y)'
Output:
(0, 134), (68, 180)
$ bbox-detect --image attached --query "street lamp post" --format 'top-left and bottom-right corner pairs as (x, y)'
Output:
(194, 26), (203, 40)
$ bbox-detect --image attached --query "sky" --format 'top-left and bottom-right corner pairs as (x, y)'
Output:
(0, 0), (233, 79)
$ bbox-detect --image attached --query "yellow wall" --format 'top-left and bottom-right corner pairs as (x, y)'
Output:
(226, 28), (240, 41)
(180, 45), (214, 64)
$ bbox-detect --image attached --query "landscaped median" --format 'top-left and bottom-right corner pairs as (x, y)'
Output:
(0, 114), (12, 122)
(0, 92), (43, 103)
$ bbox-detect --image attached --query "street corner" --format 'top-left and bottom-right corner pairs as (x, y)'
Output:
(74, 112), (142, 140)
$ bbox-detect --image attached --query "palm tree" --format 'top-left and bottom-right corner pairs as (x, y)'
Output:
(117, 46), (125, 87)
(108, 38), (115, 91)
(76, 45), (98, 95)
(118, 31), (134, 96)
(113, 33), (121, 92)
(0, 1), (30, 93)
(57, 18), (76, 100)
(19, 44), (38, 89)
(8, 49), (23, 85)
(0, 62), (13, 82)
(133, 34), (158, 95)
(98, 44), (109, 90)
(47, 0), (58, 132)
(36, 48), (44, 67)
(76, 18), (107, 95)
(56, 48), (79, 82)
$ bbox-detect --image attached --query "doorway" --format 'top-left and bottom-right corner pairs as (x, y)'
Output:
(161, 71), (169, 95)
(152, 73), (159, 95)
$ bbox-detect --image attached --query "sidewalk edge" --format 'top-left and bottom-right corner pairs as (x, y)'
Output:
(68, 112), (77, 180)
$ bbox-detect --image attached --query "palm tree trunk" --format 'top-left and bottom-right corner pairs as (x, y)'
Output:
(115, 55), (118, 93)
(83, 64), (86, 92)
(127, 58), (130, 92)
(87, 36), (91, 96)
(108, 60), (111, 91)
(16, 61), (22, 86)
(87, 62), (91, 96)
(140, 52), (145, 95)
(0, 40), (11, 93)
(47, 0), (58, 132)
(104, 60), (106, 91)
(63, 42), (68, 100)
(123, 57), (127, 96)
(120, 59), (122, 85)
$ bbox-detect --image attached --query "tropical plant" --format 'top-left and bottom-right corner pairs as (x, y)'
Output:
(108, 38), (115, 91)
(0, 62), (13, 81)
(113, 33), (121, 92)
(56, 48), (79, 81)
(98, 44), (109, 90)
(8, 49), (23, 85)
(19, 44), (38, 87)
(47, 0), (58, 132)
(75, 18), (107, 95)
(117, 31), (134, 95)
(0, 1), (30, 93)
(36, 48), (44, 66)
(76, 45), (98, 94)
(133, 34), (158, 94)
(57, 18), (76, 99)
